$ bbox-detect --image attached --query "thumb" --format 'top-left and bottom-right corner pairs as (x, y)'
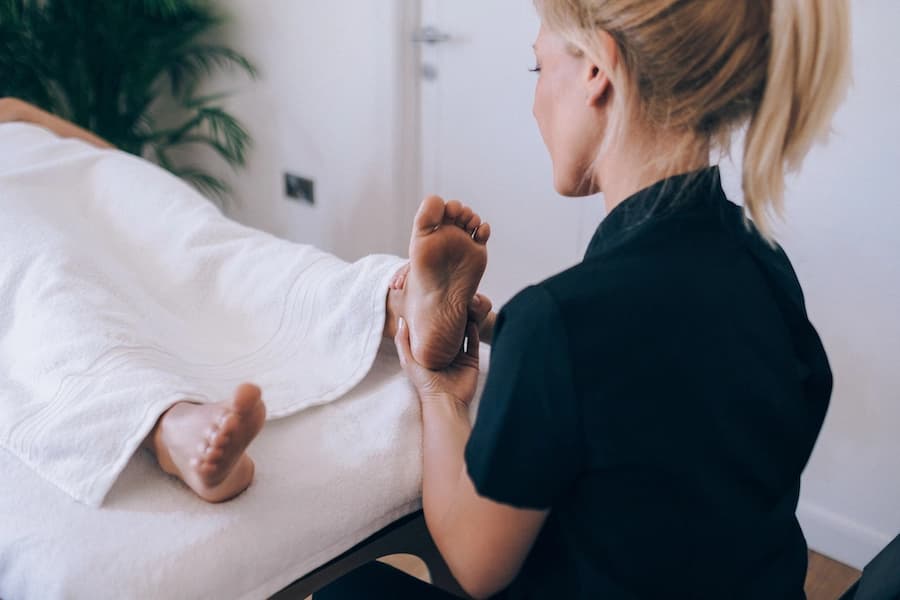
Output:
(462, 321), (480, 365)
(468, 293), (493, 325)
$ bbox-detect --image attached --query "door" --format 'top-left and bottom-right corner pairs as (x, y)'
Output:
(416, 0), (606, 307)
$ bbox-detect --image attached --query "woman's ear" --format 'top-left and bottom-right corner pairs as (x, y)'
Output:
(585, 30), (620, 107)
(585, 65), (609, 107)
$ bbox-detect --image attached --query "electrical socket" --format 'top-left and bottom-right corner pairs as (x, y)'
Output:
(284, 172), (315, 205)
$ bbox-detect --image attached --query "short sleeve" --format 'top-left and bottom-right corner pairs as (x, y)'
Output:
(465, 284), (581, 509)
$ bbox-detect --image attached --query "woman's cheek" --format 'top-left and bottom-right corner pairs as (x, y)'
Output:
(533, 80), (554, 155)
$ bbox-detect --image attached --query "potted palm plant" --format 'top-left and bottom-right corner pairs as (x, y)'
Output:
(0, 0), (257, 199)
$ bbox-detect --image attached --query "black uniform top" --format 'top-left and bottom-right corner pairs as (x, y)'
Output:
(464, 167), (832, 599)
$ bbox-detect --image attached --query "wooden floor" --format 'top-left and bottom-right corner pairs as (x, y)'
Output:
(380, 550), (861, 599)
(380, 553), (430, 582)
(805, 551), (861, 600)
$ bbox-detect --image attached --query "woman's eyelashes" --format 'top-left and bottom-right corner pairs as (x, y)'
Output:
(529, 63), (542, 74)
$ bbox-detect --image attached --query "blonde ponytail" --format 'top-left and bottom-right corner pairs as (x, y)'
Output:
(536, 0), (852, 240)
(743, 0), (852, 238)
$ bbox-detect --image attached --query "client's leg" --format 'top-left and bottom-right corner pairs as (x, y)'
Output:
(143, 383), (266, 503)
(0, 98), (114, 149)
(382, 196), (493, 370)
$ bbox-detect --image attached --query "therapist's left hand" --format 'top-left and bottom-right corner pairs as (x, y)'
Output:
(395, 317), (480, 407)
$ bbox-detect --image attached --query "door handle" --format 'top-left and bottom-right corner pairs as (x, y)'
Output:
(412, 26), (452, 45)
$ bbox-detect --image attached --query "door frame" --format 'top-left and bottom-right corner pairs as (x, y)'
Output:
(390, 0), (425, 252)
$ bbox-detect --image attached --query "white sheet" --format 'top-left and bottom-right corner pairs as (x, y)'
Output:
(0, 123), (405, 506)
(0, 340), (488, 599)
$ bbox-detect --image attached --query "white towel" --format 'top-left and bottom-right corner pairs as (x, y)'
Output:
(0, 123), (406, 507)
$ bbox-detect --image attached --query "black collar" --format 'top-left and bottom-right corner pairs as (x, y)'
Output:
(584, 166), (726, 259)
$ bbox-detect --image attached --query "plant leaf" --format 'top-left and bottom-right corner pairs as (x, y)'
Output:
(168, 45), (257, 97)
(171, 167), (231, 200)
(1, 0), (256, 201)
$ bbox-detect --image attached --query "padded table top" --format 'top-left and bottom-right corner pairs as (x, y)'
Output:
(1, 342), (470, 599)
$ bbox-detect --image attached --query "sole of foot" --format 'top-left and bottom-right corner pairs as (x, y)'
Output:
(151, 383), (266, 503)
(404, 196), (490, 370)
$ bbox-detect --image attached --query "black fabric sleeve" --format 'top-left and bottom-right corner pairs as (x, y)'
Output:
(464, 284), (581, 509)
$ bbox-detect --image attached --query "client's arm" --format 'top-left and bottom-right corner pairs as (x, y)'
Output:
(0, 98), (114, 150)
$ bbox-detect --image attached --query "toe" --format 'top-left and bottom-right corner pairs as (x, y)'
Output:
(444, 200), (463, 222)
(233, 383), (261, 415)
(209, 417), (238, 455)
(456, 206), (474, 229)
(198, 462), (218, 478)
(208, 426), (231, 450)
(465, 214), (482, 235)
(205, 447), (226, 462)
(414, 196), (446, 234)
(473, 222), (491, 244)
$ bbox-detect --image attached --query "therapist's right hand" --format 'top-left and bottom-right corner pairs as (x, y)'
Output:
(394, 317), (480, 408)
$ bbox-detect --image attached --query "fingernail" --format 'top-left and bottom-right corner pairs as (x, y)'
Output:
(398, 317), (405, 331)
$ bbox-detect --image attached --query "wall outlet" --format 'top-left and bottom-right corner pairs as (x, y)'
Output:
(284, 172), (315, 205)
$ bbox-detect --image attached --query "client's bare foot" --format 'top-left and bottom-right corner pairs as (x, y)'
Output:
(404, 196), (490, 369)
(146, 383), (266, 503)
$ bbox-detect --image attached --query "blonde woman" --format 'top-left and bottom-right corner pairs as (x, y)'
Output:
(318, 0), (850, 598)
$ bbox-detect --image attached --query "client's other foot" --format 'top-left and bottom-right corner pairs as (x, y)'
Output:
(147, 383), (266, 503)
(405, 196), (490, 369)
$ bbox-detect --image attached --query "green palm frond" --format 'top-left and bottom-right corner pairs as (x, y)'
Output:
(0, 0), (256, 200)
(0, 3), (57, 111)
(151, 105), (251, 172)
(171, 168), (232, 201)
(168, 45), (258, 97)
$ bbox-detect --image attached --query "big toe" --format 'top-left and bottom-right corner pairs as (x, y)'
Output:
(414, 196), (447, 234)
(232, 383), (262, 416)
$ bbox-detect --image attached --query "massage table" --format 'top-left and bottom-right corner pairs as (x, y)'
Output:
(0, 341), (482, 599)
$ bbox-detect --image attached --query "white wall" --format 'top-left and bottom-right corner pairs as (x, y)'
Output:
(719, 0), (900, 568)
(194, 0), (413, 260)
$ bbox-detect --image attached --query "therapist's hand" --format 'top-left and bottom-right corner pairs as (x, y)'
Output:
(395, 317), (480, 407)
(469, 293), (496, 346)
